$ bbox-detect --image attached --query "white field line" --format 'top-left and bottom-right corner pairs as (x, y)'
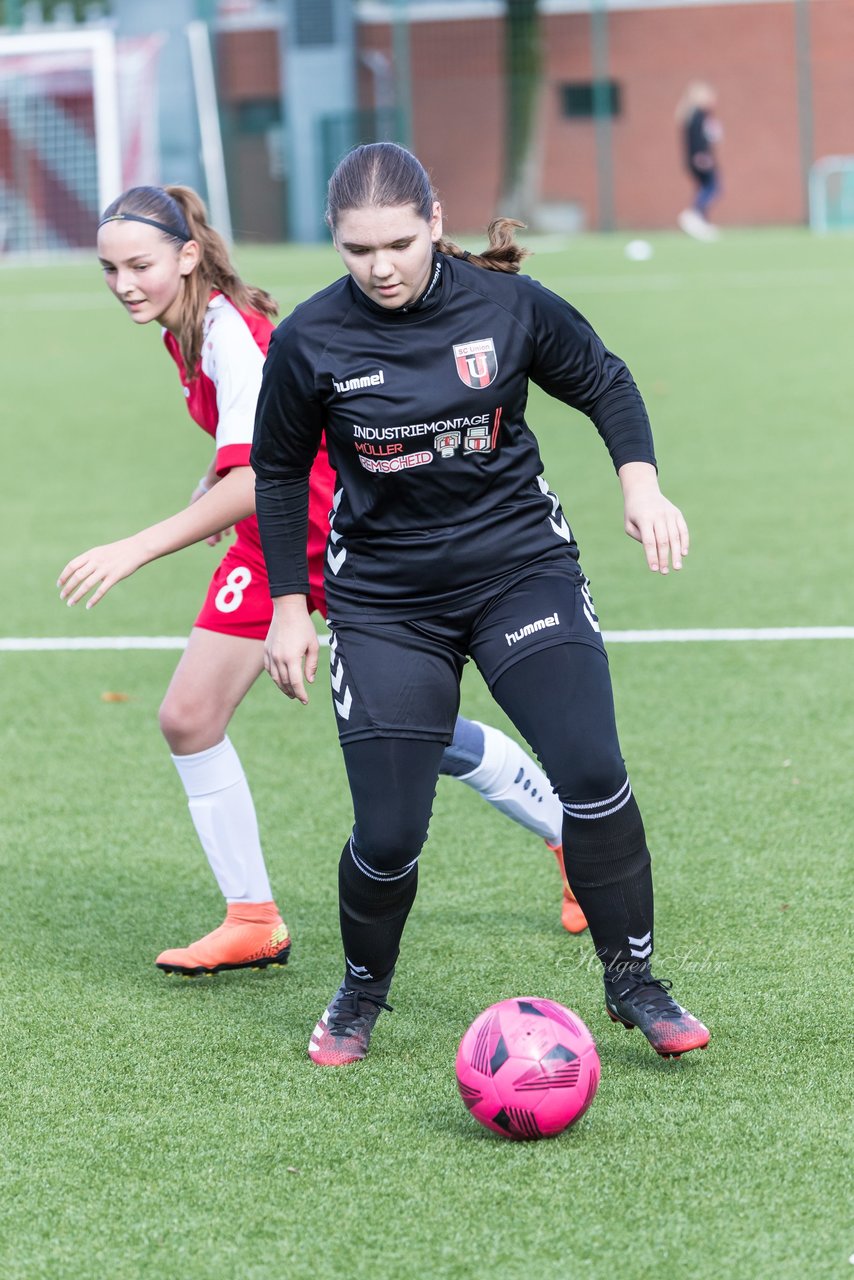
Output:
(603, 627), (854, 642)
(2, 627), (853, 653)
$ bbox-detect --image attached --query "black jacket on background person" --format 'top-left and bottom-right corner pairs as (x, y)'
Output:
(685, 108), (716, 179)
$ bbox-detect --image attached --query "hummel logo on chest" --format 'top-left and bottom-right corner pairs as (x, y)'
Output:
(332, 369), (385, 394)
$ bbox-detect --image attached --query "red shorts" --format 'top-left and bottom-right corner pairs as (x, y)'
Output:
(194, 510), (328, 640)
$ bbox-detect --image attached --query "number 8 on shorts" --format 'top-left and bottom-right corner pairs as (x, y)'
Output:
(215, 566), (252, 613)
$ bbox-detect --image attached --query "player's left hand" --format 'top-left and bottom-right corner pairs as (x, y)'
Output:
(619, 463), (689, 574)
(264, 595), (318, 704)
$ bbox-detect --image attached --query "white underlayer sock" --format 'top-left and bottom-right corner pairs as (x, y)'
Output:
(171, 736), (273, 904)
(458, 721), (563, 844)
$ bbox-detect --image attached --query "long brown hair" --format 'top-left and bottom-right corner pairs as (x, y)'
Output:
(325, 142), (530, 275)
(98, 185), (277, 374)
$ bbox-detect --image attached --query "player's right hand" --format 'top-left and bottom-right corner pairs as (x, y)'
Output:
(57, 537), (145, 608)
(264, 596), (318, 704)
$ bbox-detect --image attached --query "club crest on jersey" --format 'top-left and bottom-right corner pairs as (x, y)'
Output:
(453, 338), (497, 389)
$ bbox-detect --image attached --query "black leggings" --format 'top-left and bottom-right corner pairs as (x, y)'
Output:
(337, 642), (653, 986)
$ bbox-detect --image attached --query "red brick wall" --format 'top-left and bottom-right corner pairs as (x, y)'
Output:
(218, 1), (854, 235)
(401, 18), (505, 227)
(217, 27), (280, 100)
(536, 3), (808, 229)
(810, 0), (854, 159)
(361, 1), (854, 232)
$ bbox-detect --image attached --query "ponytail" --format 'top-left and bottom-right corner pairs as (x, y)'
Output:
(437, 218), (530, 274)
(164, 185), (277, 374)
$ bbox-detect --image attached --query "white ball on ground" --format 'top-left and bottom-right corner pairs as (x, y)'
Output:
(624, 239), (653, 261)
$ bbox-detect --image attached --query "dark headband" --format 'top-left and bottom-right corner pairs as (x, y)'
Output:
(98, 212), (190, 242)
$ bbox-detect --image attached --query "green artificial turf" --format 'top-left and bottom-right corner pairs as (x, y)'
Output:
(1, 229), (852, 1279)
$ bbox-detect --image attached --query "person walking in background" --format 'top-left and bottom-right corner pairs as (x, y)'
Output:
(57, 184), (585, 981)
(252, 142), (710, 1068)
(677, 81), (723, 240)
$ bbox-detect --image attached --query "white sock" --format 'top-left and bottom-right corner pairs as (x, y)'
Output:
(457, 721), (563, 844)
(171, 736), (273, 904)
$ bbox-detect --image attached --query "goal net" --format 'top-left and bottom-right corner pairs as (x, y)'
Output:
(0, 28), (162, 254)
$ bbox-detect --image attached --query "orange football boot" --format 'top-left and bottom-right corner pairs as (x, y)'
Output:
(156, 901), (291, 975)
(546, 842), (588, 934)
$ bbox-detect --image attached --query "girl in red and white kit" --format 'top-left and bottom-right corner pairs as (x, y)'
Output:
(58, 185), (585, 977)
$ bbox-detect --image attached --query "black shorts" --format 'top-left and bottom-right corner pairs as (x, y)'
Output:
(327, 565), (606, 744)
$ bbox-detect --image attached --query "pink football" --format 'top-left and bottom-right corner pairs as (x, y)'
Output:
(456, 997), (600, 1140)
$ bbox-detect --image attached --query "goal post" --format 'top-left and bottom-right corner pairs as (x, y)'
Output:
(808, 155), (854, 233)
(186, 19), (232, 246)
(0, 27), (161, 254)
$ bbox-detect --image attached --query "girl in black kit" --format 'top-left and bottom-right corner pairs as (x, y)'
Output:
(252, 143), (709, 1066)
(677, 81), (722, 241)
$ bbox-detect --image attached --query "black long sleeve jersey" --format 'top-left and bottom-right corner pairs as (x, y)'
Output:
(251, 253), (656, 621)
(685, 109), (715, 173)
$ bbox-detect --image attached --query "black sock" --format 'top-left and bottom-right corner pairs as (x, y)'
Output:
(561, 788), (654, 978)
(338, 837), (417, 993)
